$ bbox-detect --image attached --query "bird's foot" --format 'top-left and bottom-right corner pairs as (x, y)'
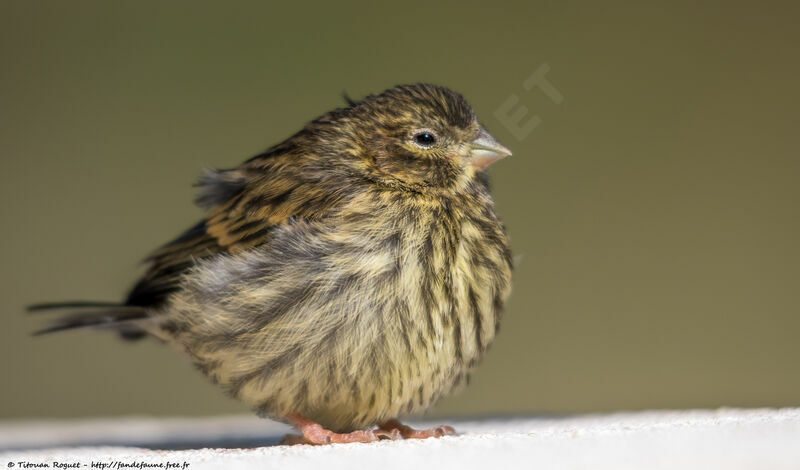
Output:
(378, 419), (457, 439)
(284, 413), (401, 445)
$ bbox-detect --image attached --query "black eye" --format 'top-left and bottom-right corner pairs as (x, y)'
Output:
(413, 131), (437, 147)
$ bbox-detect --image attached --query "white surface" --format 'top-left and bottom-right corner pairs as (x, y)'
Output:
(2, 409), (800, 469)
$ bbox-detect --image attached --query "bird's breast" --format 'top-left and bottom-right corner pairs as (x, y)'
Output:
(355, 195), (512, 416)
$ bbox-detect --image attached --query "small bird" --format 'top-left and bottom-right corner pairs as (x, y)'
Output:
(30, 84), (513, 444)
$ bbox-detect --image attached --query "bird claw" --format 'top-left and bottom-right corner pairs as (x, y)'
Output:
(375, 428), (403, 440)
(280, 433), (311, 445)
(378, 419), (458, 439)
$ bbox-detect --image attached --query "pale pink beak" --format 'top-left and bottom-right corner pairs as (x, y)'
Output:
(467, 128), (512, 170)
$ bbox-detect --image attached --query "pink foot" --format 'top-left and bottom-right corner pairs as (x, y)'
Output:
(284, 413), (401, 445)
(378, 419), (457, 439)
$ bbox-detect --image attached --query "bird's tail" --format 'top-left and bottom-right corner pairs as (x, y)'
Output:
(27, 301), (149, 340)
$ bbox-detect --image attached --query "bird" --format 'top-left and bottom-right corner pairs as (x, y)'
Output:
(29, 84), (513, 445)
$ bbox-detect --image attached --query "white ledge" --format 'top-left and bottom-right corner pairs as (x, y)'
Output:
(2, 408), (800, 469)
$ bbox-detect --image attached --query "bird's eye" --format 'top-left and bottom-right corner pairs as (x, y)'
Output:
(412, 131), (437, 148)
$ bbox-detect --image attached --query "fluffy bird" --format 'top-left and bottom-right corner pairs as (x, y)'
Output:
(31, 84), (513, 444)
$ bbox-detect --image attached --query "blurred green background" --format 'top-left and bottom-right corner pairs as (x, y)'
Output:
(1, 0), (799, 420)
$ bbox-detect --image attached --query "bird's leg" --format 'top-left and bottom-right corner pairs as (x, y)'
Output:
(378, 419), (457, 439)
(283, 413), (401, 445)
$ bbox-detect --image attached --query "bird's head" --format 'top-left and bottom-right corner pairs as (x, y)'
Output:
(316, 84), (511, 193)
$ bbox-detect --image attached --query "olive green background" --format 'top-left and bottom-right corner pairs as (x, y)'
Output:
(2, 0), (798, 420)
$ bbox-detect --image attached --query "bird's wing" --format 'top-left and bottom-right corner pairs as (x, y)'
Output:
(126, 150), (340, 308)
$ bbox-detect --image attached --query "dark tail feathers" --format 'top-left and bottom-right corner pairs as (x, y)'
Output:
(27, 301), (149, 340)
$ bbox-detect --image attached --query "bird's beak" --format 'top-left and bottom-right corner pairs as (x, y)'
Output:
(467, 128), (512, 170)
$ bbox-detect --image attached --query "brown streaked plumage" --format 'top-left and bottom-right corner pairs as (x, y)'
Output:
(30, 84), (513, 444)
